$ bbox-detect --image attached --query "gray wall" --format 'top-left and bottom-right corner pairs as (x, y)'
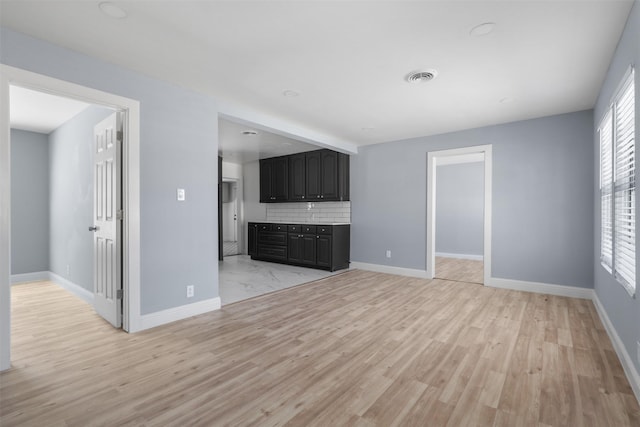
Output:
(10, 129), (49, 274)
(351, 109), (594, 288)
(436, 162), (484, 257)
(593, 0), (640, 375)
(1, 28), (219, 314)
(48, 106), (114, 291)
(243, 160), (265, 222)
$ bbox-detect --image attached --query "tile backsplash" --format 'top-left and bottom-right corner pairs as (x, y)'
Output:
(266, 201), (351, 224)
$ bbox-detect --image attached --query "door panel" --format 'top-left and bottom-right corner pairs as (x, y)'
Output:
(302, 235), (317, 265)
(288, 234), (302, 263)
(316, 235), (332, 268)
(306, 151), (322, 199)
(259, 159), (272, 202)
(320, 150), (338, 200)
(272, 157), (289, 200)
(289, 153), (306, 200)
(92, 112), (122, 328)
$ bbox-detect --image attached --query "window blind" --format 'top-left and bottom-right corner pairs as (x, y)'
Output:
(600, 67), (635, 297)
(600, 111), (613, 269)
(613, 77), (635, 289)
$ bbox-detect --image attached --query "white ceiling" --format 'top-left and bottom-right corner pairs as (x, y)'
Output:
(10, 86), (90, 134)
(1, 1), (633, 146)
(219, 118), (321, 164)
(9, 84), (318, 160)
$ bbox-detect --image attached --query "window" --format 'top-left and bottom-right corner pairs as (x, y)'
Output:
(599, 67), (635, 297)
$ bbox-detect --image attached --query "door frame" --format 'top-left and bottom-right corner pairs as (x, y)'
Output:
(0, 65), (142, 371)
(426, 145), (492, 284)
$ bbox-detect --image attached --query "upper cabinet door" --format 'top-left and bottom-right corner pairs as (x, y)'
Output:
(320, 150), (338, 200)
(259, 158), (273, 202)
(306, 150), (322, 200)
(260, 156), (288, 202)
(260, 149), (349, 203)
(272, 156), (289, 201)
(288, 153), (306, 201)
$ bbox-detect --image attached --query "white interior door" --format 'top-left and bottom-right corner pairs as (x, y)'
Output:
(231, 184), (238, 242)
(91, 112), (122, 328)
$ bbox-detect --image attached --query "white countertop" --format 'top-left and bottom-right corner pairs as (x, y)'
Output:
(248, 220), (350, 226)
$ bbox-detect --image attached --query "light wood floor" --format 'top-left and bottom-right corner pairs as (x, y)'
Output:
(436, 256), (484, 284)
(1, 272), (639, 426)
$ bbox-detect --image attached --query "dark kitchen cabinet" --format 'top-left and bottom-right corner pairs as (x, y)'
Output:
(287, 233), (303, 263)
(288, 232), (316, 265)
(257, 224), (288, 261)
(306, 149), (349, 201)
(260, 156), (288, 202)
(251, 222), (350, 271)
(288, 224), (318, 265)
(316, 234), (332, 268)
(259, 149), (349, 203)
(248, 223), (258, 256)
(305, 150), (322, 200)
(288, 153), (306, 201)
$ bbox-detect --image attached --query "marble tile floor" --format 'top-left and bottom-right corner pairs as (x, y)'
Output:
(218, 255), (341, 305)
(223, 240), (239, 256)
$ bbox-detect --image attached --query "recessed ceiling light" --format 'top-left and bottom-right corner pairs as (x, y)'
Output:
(406, 70), (438, 83)
(470, 22), (496, 37)
(241, 130), (258, 136)
(282, 90), (300, 97)
(99, 2), (128, 19)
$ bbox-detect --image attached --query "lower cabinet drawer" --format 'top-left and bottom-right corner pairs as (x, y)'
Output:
(258, 245), (287, 261)
(258, 232), (287, 245)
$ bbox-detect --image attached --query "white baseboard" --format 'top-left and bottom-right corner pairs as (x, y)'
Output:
(137, 297), (221, 331)
(48, 272), (94, 305)
(11, 271), (50, 285)
(435, 252), (484, 261)
(487, 277), (594, 300)
(592, 293), (640, 403)
(350, 262), (429, 279)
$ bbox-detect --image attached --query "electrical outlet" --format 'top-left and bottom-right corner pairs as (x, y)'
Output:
(386, 250), (391, 258)
(186, 285), (194, 298)
(177, 188), (186, 201)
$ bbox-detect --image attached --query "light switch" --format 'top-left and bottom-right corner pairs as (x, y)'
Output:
(177, 188), (185, 201)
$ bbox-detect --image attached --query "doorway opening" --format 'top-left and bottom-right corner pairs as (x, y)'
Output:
(426, 145), (492, 285)
(1, 65), (142, 370)
(9, 89), (123, 323)
(221, 179), (241, 257)
(216, 114), (345, 306)
(434, 155), (484, 284)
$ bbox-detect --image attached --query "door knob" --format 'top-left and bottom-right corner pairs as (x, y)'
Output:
(88, 226), (99, 232)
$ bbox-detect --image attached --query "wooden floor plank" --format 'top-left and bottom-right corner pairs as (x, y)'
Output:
(1, 271), (638, 426)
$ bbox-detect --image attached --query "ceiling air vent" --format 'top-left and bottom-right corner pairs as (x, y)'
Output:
(406, 70), (438, 83)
